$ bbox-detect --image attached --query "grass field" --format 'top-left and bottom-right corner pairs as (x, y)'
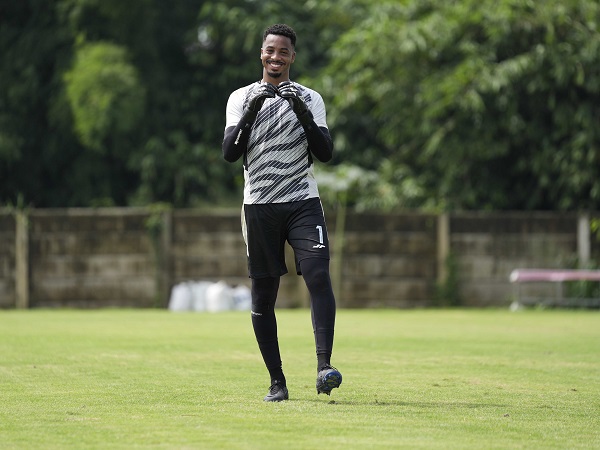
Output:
(1, 308), (599, 449)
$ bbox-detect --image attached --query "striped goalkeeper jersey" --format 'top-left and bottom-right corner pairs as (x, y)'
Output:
(225, 81), (329, 204)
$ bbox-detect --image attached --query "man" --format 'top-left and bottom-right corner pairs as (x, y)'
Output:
(222, 23), (342, 402)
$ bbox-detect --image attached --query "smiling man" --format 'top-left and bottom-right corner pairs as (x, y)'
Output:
(222, 24), (342, 402)
(261, 29), (295, 81)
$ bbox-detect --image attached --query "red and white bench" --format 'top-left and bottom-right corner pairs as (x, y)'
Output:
(509, 269), (600, 308)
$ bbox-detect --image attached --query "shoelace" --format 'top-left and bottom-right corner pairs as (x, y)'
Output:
(269, 381), (285, 393)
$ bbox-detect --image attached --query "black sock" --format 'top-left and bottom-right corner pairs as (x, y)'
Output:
(269, 368), (286, 385)
(317, 353), (331, 371)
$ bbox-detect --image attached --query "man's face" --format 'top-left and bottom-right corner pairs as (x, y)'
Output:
(260, 34), (296, 81)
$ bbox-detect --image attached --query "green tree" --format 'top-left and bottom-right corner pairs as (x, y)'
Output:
(0, 0), (83, 207)
(62, 41), (145, 204)
(5, 0), (598, 212)
(324, 0), (600, 211)
(64, 42), (145, 152)
(0, 0), (366, 208)
(61, 0), (211, 207)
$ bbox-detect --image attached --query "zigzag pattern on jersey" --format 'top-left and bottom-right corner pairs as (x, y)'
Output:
(244, 84), (314, 204)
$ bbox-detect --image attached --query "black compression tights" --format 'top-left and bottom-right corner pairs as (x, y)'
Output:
(300, 258), (336, 362)
(251, 258), (336, 379)
(251, 276), (283, 381)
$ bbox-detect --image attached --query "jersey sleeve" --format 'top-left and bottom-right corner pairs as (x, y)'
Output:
(308, 89), (328, 129)
(224, 86), (249, 130)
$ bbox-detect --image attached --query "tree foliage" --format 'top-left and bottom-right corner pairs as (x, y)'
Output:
(64, 42), (145, 151)
(0, 0), (80, 206)
(324, 0), (600, 210)
(1, 0), (599, 211)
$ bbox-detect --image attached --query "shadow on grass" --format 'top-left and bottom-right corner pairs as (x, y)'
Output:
(297, 398), (509, 409)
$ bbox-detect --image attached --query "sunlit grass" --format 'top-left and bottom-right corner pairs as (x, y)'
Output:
(0, 309), (599, 449)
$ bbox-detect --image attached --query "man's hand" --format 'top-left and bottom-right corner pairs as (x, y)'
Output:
(247, 83), (278, 113)
(278, 81), (308, 116)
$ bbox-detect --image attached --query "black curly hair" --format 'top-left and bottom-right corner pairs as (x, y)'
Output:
(263, 24), (296, 48)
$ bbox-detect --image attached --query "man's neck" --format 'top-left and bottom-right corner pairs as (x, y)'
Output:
(262, 74), (289, 85)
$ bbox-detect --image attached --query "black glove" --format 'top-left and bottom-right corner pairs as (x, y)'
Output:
(278, 81), (313, 126)
(243, 83), (278, 123)
(278, 81), (309, 116)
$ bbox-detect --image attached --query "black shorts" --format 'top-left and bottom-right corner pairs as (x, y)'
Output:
(242, 198), (330, 278)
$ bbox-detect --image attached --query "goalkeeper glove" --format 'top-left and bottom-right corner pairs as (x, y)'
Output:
(278, 81), (312, 125)
(243, 82), (278, 122)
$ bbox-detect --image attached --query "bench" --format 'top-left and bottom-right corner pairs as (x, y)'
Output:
(509, 269), (600, 309)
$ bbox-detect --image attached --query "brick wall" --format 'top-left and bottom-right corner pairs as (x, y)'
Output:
(28, 209), (156, 308)
(0, 208), (597, 309)
(450, 212), (580, 306)
(335, 213), (438, 308)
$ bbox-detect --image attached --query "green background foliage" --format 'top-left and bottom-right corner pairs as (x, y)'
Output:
(64, 42), (145, 152)
(1, 0), (599, 211)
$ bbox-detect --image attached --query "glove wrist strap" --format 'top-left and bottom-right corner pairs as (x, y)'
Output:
(242, 109), (258, 124)
(297, 109), (313, 127)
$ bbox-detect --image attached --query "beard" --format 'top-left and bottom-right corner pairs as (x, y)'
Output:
(266, 71), (283, 79)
